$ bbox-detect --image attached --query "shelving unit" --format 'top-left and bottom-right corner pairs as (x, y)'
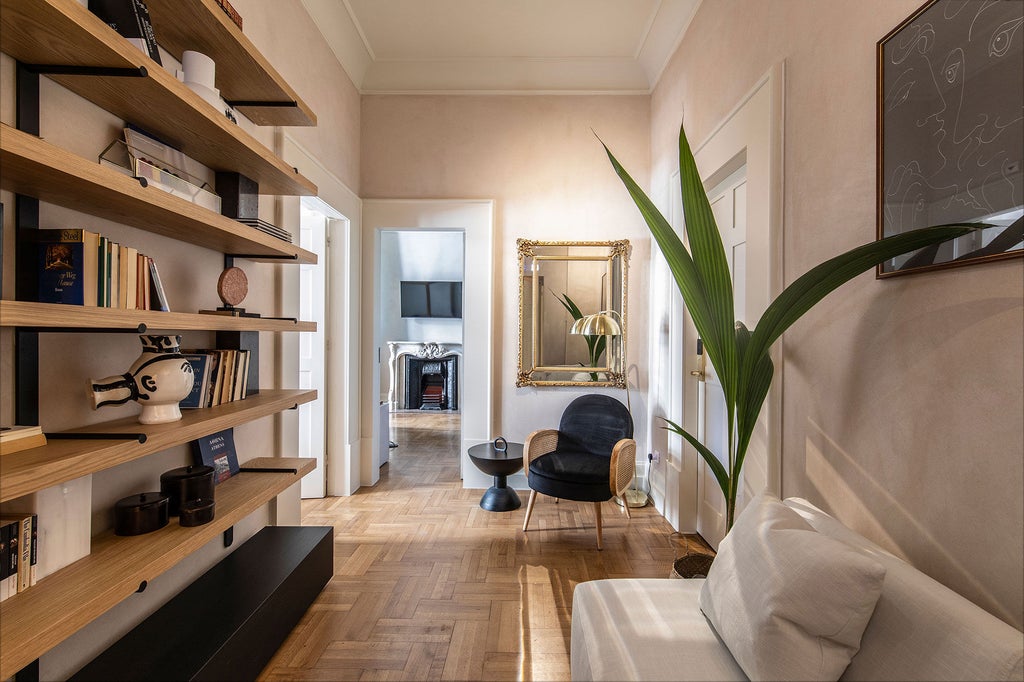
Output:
(0, 0), (317, 196)
(0, 301), (316, 332)
(0, 390), (317, 503)
(0, 457), (316, 680)
(0, 0), (327, 676)
(1, 126), (317, 263)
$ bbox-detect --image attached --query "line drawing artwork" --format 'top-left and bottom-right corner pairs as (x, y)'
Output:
(879, 0), (1023, 274)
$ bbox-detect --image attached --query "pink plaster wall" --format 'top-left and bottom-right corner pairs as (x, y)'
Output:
(361, 94), (652, 445)
(652, 0), (1023, 627)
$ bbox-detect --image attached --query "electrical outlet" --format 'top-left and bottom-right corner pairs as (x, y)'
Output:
(650, 450), (661, 465)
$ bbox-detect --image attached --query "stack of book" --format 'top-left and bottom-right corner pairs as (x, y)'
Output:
(180, 349), (251, 409)
(0, 426), (47, 455)
(0, 514), (38, 602)
(36, 228), (170, 310)
(235, 218), (293, 244)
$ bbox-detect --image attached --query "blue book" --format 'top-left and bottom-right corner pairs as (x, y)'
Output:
(192, 428), (240, 484)
(37, 229), (96, 305)
(179, 353), (212, 409)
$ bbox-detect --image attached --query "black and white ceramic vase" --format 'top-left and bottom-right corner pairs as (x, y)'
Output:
(90, 335), (195, 424)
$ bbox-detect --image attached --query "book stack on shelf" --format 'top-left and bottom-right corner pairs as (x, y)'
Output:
(36, 228), (170, 310)
(90, 0), (161, 65)
(0, 514), (38, 603)
(181, 349), (251, 409)
(235, 218), (293, 244)
(0, 426), (47, 455)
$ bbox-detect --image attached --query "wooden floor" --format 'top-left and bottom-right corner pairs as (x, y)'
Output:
(260, 411), (710, 681)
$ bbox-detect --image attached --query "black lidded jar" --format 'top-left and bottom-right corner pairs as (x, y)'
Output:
(160, 464), (215, 516)
(114, 492), (170, 536)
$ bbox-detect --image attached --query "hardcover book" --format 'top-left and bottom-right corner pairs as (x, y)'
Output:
(149, 258), (171, 311)
(0, 515), (35, 593)
(89, 0), (162, 65)
(37, 229), (98, 306)
(192, 428), (240, 484)
(180, 353), (212, 409)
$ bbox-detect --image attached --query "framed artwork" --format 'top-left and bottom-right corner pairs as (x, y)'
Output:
(877, 0), (1023, 277)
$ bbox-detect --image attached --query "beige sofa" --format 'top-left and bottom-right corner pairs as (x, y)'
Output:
(572, 497), (1024, 681)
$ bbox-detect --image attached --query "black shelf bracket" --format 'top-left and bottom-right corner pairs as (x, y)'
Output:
(45, 432), (148, 444)
(226, 254), (299, 261)
(22, 64), (148, 79)
(223, 527), (234, 548)
(19, 324), (147, 334)
(224, 99), (298, 109)
(239, 466), (300, 475)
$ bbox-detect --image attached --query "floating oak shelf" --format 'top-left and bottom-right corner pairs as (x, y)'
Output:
(0, 300), (316, 332)
(0, 457), (316, 679)
(145, 0), (316, 127)
(0, 126), (317, 263)
(0, 390), (316, 503)
(0, 0), (317, 196)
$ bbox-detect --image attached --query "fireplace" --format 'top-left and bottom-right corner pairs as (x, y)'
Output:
(404, 355), (458, 411)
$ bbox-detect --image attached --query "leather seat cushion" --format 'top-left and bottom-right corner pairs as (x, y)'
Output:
(529, 450), (611, 502)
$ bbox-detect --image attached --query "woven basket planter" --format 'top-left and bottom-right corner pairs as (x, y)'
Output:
(669, 552), (715, 579)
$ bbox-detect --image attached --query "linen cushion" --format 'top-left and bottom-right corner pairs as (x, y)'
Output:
(699, 493), (886, 681)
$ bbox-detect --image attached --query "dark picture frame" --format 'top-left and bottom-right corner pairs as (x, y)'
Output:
(876, 0), (1023, 277)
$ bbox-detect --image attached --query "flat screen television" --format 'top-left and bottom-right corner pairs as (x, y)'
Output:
(400, 281), (463, 318)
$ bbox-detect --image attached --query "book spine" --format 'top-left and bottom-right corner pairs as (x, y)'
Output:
(149, 258), (170, 312)
(0, 523), (9, 602)
(29, 514), (38, 587)
(131, 0), (162, 65)
(5, 521), (18, 596)
(16, 516), (31, 593)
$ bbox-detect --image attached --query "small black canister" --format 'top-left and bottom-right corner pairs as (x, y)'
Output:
(114, 492), (170, 536)
(179, 498), (216, 527)
(160, 464), (215, 516)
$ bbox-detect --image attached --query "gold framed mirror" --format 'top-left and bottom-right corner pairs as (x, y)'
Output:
(517, 239), (629, 387)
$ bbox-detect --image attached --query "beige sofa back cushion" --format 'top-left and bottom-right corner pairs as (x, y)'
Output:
(784, 498), (1024, 682)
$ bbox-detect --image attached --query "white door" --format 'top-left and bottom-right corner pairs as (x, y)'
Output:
(299, 202), (329, 498)
(695, 168), (747, 547)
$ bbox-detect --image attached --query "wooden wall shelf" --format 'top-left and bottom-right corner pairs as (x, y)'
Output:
(0, 0), (317, 196)
(0, 390), (316, 503)
(145, 0), (316, 127)
(1, 126), (317, 263)
(0, 457), (316, 679)
(0, 301), (316, 332)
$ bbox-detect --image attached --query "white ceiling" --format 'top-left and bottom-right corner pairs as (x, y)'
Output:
(300, 0), (701, 94)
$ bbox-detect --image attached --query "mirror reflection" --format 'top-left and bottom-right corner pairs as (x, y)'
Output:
(517, 240), (629, 387)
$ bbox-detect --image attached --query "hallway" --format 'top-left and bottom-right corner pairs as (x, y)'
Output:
(261, 411), (695, 680)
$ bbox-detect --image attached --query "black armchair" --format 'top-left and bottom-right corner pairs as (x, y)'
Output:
(521, 394), (636, 549)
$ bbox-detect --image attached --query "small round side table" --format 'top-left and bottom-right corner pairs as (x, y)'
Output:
(468, 440), (524, 512)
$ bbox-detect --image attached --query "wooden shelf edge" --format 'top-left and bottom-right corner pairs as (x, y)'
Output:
(0, 300), (316, 332)
(0, 0), (318, 196)
(0, 125), (317, 264)
(0, 390), (317, 503)
(0, 458), (316, 679)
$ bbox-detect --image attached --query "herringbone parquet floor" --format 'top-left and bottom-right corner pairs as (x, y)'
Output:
(260, 411), (709, 681)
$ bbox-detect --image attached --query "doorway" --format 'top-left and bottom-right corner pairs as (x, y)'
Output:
(360, 200), (494, 491)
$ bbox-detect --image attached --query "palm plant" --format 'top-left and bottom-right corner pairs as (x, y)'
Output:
(602, 122), (983, 531)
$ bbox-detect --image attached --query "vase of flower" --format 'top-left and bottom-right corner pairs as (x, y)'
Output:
(90, 335), (195, 424)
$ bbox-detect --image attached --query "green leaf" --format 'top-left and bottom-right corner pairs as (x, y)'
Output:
(676, 123), (738, 422)
(663, 418), (730, 499)
(600, 140), (721, 382)
(740, 224), (984, 382)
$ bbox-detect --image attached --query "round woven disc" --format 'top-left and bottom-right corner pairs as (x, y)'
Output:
(217, 266), (248, 306)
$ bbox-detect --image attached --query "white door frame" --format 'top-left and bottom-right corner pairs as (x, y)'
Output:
(360, 200), (494, 489)
(659, 62), (785, 536)
(281, 133), (363, 496)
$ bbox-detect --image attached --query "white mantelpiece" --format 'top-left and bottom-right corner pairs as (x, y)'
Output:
(387, 341), (463, 410)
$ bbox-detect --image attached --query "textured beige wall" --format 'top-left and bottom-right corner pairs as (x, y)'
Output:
(361, 95), (653, 448)
(651, 0), (1023, 627)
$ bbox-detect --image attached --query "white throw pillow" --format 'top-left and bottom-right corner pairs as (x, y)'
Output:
(699, 493), (886, 681)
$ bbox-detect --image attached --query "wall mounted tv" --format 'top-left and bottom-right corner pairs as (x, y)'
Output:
(400, 281), (463, 318)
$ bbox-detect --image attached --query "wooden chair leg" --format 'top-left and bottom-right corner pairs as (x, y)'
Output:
(594, 502), (603, 550)
(623, 497), (631, 520)
(522, 490), (538, 532)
